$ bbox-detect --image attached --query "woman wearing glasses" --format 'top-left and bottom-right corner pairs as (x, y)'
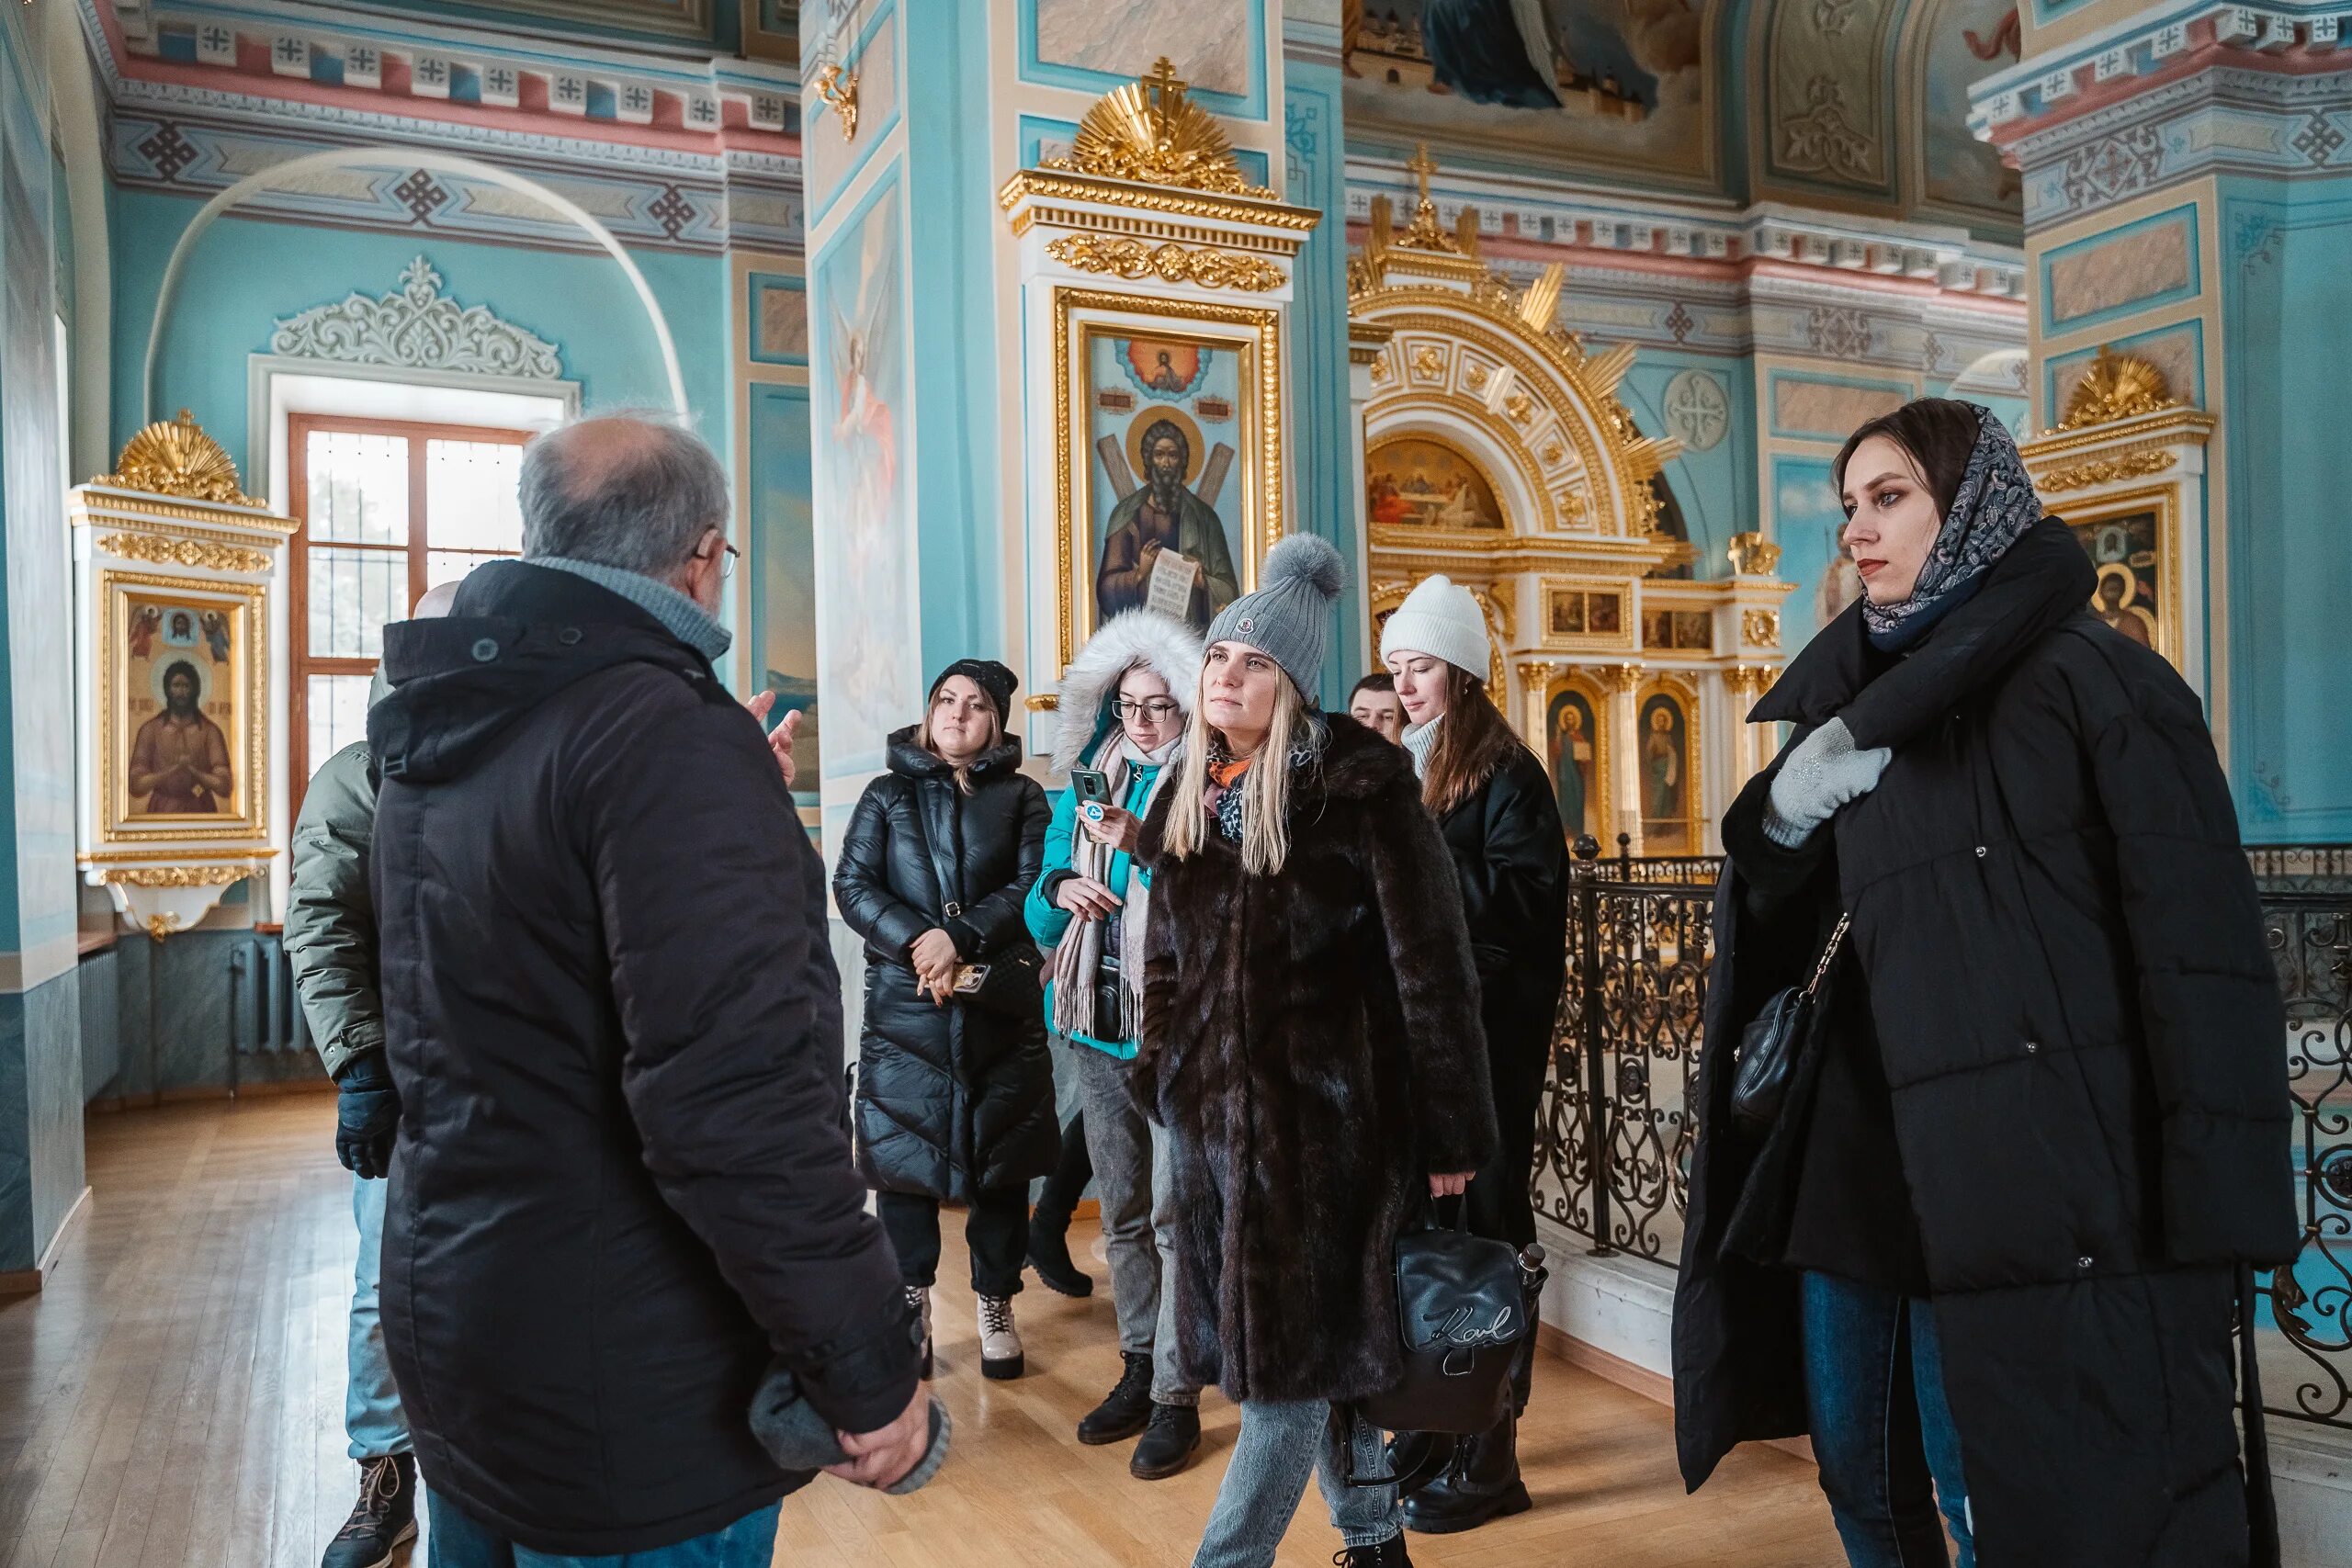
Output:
(1024, 611), (1211, 1479)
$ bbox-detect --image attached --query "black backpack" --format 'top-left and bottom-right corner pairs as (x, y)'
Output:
(1354, 1206), (1531, 1438)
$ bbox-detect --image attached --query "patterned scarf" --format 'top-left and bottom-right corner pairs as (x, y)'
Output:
(1862, 404), (2046, 651)
(1205, 728), (1323, 844)
(1049, 734), (1176, 1048)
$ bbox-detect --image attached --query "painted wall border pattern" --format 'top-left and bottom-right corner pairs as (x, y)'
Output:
(108, 105), (805, 254)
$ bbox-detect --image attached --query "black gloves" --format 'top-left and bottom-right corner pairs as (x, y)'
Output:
(334, 1050), (401, 1179)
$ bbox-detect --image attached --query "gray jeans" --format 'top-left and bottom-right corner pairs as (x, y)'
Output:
(1071, 1043), (1197, 1406)
(1191, 1401), (1398, 1567)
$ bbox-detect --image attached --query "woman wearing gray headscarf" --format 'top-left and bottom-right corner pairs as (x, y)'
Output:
(1673, 400), (2295, 1568)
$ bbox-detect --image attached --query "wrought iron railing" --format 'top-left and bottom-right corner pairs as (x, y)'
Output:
(1530, 836), (2352, 1432)
(2255, 849), (2351, 1429)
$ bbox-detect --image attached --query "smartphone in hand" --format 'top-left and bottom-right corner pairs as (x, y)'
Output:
(1070, 768), (1112, 806)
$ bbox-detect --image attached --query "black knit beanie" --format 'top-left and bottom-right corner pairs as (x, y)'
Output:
(929, 658), (1019, 724)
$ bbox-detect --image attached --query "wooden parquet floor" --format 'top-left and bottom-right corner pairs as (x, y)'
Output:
(0, 1099), (1845, 1567)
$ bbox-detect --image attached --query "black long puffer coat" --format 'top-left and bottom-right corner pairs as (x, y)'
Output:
(1435, 740), (1568, 1251)
(834, 728), (1058, 1201)
(1674, 520), (2298, 1567)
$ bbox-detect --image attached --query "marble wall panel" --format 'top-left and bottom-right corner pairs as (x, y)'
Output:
(1032, 0), (1253, 99)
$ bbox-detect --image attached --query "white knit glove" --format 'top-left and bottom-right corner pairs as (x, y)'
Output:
(1763, 717), (1891, 847)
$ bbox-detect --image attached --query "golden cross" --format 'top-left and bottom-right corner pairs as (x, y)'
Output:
(1144, 56), (1189, 107)
(1406, 142), (1438, 204)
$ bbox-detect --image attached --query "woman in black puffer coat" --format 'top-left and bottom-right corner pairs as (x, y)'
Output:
(1377, 573), (1566, 1536)
(1674, 400), (2298, 1568)
(835, 659), (1057, 1383)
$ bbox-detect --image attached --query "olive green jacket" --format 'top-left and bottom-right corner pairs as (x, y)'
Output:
(284, 738), (380, 1080)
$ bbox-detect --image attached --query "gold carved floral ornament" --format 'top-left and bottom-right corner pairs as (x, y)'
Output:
(2037, 450), (2177, 493)
(1042, 58), (1275, 199)
(98, 533), (271, 574)
(1726, 532), (1783, 576)
(1742, 609), (1781, 648)
(1411, 344), (1447, 378)
(93, 410), (265, 508)
(811, 63), (859, 141)
(1044, 234), (1283, 292)
(2055, 346), (2179, 431)
(96, 863), (265, 889)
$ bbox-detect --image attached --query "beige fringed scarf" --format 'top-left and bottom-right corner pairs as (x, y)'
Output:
(1049, 735), (1177, 1049)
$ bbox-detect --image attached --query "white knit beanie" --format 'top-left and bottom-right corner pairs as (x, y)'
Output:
(1379, 574), (1490, 677)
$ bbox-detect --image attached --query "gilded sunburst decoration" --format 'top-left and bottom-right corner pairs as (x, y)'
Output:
(2054, 346), (2179, 432)
(1041, 58), (1276, 199)
(92, 411), (266, 509)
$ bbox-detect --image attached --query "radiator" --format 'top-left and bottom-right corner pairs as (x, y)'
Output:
(227, 934), (313, 1057)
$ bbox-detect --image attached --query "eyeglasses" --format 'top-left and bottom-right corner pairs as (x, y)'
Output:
(701, 533), (740, 580)
(1112, 699), (1182, 721)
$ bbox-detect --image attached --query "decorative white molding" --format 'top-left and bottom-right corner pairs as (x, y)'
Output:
(269, 257), (564, 380)
(1970, 1), (2352, 141)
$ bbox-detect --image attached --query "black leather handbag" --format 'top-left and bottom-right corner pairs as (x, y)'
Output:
(1730, 910), (1850, 1134)
(1354, 1207), (1528, 1438)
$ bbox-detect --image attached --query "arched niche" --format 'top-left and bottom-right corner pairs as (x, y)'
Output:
(1355, 280), (1676, 539)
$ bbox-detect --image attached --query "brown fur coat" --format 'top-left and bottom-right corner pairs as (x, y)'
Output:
(1136, 716), (1498, 1404)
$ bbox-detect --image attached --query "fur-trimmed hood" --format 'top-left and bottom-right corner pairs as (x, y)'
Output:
(1049, 610), (1205, 777)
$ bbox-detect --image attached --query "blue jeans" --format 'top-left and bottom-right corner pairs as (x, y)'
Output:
(1802, 1272), (1973, 1568)
(348, 1174), (411, 1461)
(1191, 1402), (1396, 1567)
(427, 1496), (782, 1567)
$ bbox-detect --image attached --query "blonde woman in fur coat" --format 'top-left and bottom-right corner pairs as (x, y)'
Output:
(1136, 536), (1497, 1568)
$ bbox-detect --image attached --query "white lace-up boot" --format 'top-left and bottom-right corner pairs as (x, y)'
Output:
(977, 1293), (1023, 1380)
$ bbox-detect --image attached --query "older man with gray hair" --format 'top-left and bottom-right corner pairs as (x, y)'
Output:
(365, 412), (926, 1566)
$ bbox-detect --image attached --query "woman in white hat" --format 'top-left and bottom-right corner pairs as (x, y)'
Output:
(1380, 574), (1569, 1536)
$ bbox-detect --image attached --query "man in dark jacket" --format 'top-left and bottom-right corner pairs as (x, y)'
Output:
(366, 412), (926, 1563)
(285, 587), (454, 1568)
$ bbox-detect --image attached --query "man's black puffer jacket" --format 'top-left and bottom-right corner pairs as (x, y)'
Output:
(368, 561), (918, 1555)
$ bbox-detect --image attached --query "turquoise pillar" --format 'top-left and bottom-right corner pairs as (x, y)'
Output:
(1977, 1), (2352, 840)
(800, 0), (1309, 858)
(0, 3), (87, 1282)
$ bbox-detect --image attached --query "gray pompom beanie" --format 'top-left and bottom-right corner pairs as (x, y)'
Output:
(1204, 533), (1347, 699)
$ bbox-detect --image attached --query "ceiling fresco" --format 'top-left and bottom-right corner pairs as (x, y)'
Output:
(1343, 0), (2022, 243)
(1343, 1), (1722, 192)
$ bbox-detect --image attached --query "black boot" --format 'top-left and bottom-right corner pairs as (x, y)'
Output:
(321, 1453), (417, 1568)
(1399, 1408), (1531, 1535)
(1078, 1351), (1155, 1444)
(1332, 1534), (1413, 1566)
(1025, 1215), (1093, 1297)
(1128, 1401), (1202, 1479)
(1027, 1115), (1095, 1297)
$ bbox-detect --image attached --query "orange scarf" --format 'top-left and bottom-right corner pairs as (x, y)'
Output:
(1208, 756), (1252, 790)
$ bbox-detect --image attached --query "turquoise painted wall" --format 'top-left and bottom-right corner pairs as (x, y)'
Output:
(2219, 175), (2352, 840)
(903, 0), (1005, 688)
(1770, 452), (1845, 659)
(1620, 355), (1758, 579)
(112, 188), (731, 475)
(749, 382), (819, 804)
(0, 3), (86, 1272)
(1283, 55), (1363, 704)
